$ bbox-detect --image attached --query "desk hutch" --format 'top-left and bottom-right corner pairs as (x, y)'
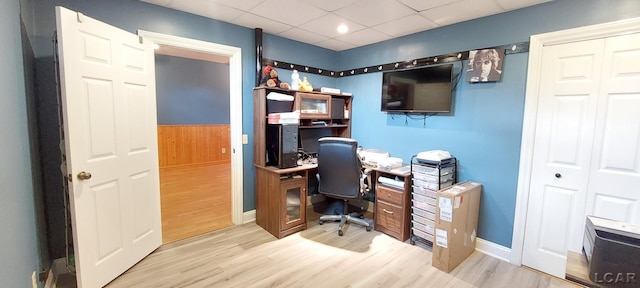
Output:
(253, 87), (352, 238)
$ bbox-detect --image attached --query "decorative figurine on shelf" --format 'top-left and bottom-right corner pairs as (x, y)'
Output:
(299, 76), (313, 92)
(260, 65), (290, 89)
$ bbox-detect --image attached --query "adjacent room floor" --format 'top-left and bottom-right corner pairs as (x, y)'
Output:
(160, 162), (232, 244)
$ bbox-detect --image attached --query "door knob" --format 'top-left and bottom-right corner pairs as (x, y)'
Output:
(555, 173), (562, 178)
(77, 171), (92, 180)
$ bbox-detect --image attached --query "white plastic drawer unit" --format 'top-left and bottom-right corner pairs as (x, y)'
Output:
(412, 171), (455, 183)
(412, 185), (438, 198)
(412, 178), (453, 191)
(412, 214), (435, 232)
(412, 227), (434, 242)
(412, 206), (435, 221)
(411, 163), (455, 175)
(411, 199), (436, 214)
(412, 192), (437, 206)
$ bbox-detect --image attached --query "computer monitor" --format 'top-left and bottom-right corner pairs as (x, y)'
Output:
(299, 128), (332, 155)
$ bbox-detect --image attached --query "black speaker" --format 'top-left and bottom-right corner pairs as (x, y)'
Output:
(266, 124), (298, 169)
(331, 98), (345, 119)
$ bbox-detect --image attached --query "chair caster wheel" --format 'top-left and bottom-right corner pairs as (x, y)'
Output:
(366, 226), (372, 232)
(338, 230), (343, 236)
(318, 220), (324, 225)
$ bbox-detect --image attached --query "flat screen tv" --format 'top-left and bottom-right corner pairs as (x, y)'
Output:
(381, 64), (453, 113)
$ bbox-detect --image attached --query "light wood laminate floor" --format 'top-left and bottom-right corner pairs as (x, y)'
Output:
(160, 162), (232, 244)
(93, 208), (581, 288)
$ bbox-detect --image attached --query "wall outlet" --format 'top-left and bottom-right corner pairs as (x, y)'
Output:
(31, 271), (38, 288)
(222, 148), (226, 153)
(242, 134), (248, 144)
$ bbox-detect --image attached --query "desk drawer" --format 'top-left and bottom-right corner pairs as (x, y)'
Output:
(375, 200), (403, 236)
(376, 184), (404, 205)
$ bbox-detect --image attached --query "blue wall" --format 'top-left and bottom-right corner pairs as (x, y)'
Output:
(2, 0), (40, 287)
(18, 2), (640, 278)
(155, 54), (230, 125)
(337, 0), (640, 247)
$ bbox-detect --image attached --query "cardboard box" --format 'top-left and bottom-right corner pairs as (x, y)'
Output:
(432, 181), (482, 273)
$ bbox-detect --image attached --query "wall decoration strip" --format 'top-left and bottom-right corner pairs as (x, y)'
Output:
(262, 42), (529, 78)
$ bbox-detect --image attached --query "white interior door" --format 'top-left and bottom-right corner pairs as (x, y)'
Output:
(523, 32), (640, 278)
(522, 38), (604, 277)
(585, 33), (640, 224)
(56, 6), (162, 288)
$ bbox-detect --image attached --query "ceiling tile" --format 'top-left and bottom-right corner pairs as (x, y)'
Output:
(168, 1), (243, 22)
(232, 13), (292, 34)
(334, 0), (416, 27)
(373, 14), (439, 37)
(337, 28), (391, 46)
(299, 13), (365, 38)
(210, 0), (263, 11)
(300, 0), (360, 12)
(139, 0), (556, 51)
(314, 38), (356, 51)
(420, 0), (504, 26)
(398, 0), (461, 12)
(278, 28), (330, 45)
(494, 0), (553, 11)
(249, 0), (328, 26)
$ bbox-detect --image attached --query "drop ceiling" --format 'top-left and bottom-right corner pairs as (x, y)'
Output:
(142, 0), (552, 51)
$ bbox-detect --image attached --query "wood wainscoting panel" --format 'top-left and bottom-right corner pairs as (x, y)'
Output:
(157, 125), (231, 167)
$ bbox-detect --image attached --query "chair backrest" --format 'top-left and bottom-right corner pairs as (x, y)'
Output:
(317, 137), (361, 199)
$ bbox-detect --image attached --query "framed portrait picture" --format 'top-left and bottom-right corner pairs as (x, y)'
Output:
(466, 48), (506, 83)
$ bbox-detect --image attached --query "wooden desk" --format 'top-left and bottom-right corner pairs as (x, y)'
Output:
(370, 165), (412, 241)
(255, 164), (316, 239)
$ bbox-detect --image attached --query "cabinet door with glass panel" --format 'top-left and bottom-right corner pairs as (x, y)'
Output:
(296, 92), (331, 119)
(280, 177), (307, 231)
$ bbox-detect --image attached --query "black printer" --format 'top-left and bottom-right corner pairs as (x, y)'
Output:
(583, 216), (640, 287)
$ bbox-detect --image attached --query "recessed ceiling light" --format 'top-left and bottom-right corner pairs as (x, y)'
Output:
(337, 24), (348, 34)
(153, 43), (160, 50)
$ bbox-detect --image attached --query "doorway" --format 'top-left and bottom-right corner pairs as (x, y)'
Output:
(138, 31), (245, 240)
(155, 51), (232, 243)
(511, 17), (640, 277)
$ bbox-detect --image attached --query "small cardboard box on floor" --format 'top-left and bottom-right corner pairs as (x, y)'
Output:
(432, 181), (482, 273)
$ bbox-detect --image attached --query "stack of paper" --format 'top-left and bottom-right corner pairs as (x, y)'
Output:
(267, 111), (300, 124)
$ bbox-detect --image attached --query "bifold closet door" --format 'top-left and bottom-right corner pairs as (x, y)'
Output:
(585, 33), (640, 225)
(522, 32), (640, 278)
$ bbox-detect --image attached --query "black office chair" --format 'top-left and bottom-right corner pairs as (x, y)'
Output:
(316, 137), (373, 236)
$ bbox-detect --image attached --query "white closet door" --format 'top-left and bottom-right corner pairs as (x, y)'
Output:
(585, 33), (640, 224)
(522, 39), (605, 278)
(523, 32), (640, 278)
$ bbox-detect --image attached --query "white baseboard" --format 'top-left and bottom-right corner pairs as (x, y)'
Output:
(44, 258), (68, 288)
(475, 238), (512, 263)
(243, 210), (256, 224)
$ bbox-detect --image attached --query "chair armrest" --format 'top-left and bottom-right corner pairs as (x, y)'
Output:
(360, 168), (373, 194)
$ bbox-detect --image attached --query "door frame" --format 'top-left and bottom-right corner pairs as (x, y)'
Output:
(511, 17), (640, 266)
(137, 30), (244, 225)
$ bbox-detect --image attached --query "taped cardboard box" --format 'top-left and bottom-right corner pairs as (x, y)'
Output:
(432, 181), (482, 273)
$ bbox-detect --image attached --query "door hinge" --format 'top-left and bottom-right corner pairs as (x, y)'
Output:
(67, 174), (72, 183)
